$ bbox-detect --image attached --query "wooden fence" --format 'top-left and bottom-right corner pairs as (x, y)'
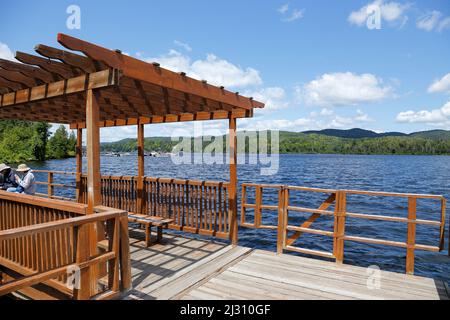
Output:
(0, 191), (131, 299)
(34, 171), (231, 239)
(241, 183), (447, 275)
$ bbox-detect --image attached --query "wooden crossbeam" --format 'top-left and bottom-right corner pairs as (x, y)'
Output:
(286, 193), (336, 246)
(15, 51), (80, 78)
(57, 33), (264, 111)
(35, 44), (107, 73)
(0, 76), (24, 92)
(70, 109), (252, 128)
(0, 69), (117, 108)
(0, 68), (39, 87)
(0, 59), (55, 83)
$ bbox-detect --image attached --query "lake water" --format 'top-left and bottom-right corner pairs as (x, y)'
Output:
(30, 154), (450, 282)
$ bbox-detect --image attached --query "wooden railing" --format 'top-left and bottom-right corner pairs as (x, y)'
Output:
(241, 183), (447, 275)
(34, 171), (231, 239)
(0, 191), (131, 299)
(33, 170), (77, 201)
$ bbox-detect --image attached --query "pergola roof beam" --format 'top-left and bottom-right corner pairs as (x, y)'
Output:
(0, 59), (56, 83)
(0, 69), (39, 87)
(57, 33), (263, 111)
(15, 51), (81, 79)
(35, 44), (108, 74)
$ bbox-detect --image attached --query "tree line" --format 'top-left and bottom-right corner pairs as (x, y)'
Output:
(0, 120), (76, 163)
(101, 132), (450, 155)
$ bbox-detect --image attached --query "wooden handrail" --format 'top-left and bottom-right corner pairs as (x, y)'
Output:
(240, 183), (447, 275)
(0, 190), (86, 214)
(0, 209), (126, 241)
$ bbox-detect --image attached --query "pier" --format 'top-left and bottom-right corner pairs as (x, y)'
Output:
(0, 34), (448, 300)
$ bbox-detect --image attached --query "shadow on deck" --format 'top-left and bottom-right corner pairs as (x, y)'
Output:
(121, 230), (449, 300)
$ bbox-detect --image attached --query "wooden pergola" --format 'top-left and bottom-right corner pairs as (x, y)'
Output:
(0, 33), (265, 246)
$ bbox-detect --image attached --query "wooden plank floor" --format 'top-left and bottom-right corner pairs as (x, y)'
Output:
(121, 232), (449, 300)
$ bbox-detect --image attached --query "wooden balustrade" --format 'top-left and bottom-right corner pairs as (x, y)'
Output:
(143, 178), (230, 238)
(80, 175), (230, 239)
(241, 183), (447, 275)
(35, 171), (232, 239)
(0, 191), (130, 299)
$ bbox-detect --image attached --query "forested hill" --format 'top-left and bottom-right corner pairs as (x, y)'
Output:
(0, 120), (76, 163)
(101, 129), (450, 155)
(301, 128), (450, 139)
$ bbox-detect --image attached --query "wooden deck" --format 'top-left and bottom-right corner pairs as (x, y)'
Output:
(122, 232), (449, 300)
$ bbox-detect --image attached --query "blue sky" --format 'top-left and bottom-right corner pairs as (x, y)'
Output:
(1, 0), (450, 141)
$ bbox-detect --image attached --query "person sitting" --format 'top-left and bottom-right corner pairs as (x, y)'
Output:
(0, 163), (18, 191)
(7, 164), (36, 195)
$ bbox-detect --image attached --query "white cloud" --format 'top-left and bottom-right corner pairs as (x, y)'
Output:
(283, 9), (304, 22)
(277, 3), (289, 14)
(145, 50), (262, 89)
(428, 73), (450, 94)
(416, 10), (450, 32)
(438, 17), (450, 32)
(348, 0), (409, 27)
(355, 109), (375, 122)
(396, 101), (450, 125)
(244, 87), (288, 111)
(240, 109), (374, 132)
(174, 40), (192, 52)
(278, 3), (304, 23)
(416, 10), (442, 31)
(0, 42), (15, 61)
(296, 72), (393, 107)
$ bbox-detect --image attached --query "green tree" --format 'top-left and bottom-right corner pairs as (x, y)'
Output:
(47, 125), (72, 159)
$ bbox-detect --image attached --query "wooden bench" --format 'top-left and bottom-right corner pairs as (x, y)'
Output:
(127, 213), (174, 247)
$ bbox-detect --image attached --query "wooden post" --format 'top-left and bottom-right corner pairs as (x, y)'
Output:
(333, 191), (346, 264)
(119, 215), (131, 291)
(47, 172), (53, 198)
(73, 225), (90, 300)
(406, 197), (417, 275)
(76, 128), (83, 203)
(136, 123), (145, 214)
(228, 117), (238, 245)
(86, 89), (101, 213)
(85, 89), (102, 296)
(438, 197), (446, 253)
(255, 186), (262, 228)
(240, 185), (247, 225)
(276, 187), (287, 254)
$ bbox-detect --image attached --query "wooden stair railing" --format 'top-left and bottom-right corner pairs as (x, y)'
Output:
(0, 205), (131, 300)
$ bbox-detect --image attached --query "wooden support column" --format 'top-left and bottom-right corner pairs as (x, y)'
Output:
(276, 187), (287, 254)
(406, 197), (417, 275)
(73, 225), (90, 300)
(228, 117), (238, 245)
(86, 89), (101, 212)
(85, 89), (102, 296)
(333, 191), (346, 264)
(76, 128), (83, 203)
(136, 123), (145, 214)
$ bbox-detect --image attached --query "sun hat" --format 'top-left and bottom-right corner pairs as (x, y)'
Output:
(0, 163), (10, 172)
(16, 164), (31, 172)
